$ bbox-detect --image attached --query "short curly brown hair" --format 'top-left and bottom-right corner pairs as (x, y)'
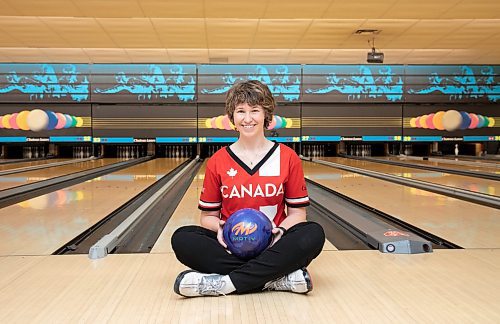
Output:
(225, 80), (275, 129)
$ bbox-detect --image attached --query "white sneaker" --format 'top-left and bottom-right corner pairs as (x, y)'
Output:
(174, 270), (226, 297)
(263, 268), (313, 294)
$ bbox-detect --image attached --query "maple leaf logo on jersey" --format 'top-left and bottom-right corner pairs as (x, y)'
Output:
(227, 168), (237, 178)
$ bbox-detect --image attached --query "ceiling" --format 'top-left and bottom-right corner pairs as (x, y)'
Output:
(0, 0), (498, 64)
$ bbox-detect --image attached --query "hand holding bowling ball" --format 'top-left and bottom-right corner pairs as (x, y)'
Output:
(222, 208), (273, 260)
(216, 219), (227, 249)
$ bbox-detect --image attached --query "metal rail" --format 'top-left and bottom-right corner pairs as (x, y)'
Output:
(88, 157), (200, 259)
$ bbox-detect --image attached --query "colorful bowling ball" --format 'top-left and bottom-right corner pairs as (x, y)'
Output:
(223, 208), (273, 260)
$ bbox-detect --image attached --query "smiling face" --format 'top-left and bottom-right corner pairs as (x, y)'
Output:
(233, 103), (266, 138)
(225, 80), (275, 130)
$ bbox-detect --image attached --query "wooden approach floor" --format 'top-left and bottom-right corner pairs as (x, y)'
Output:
(0, 250), (499, 323)
(0, 159), (499, 323)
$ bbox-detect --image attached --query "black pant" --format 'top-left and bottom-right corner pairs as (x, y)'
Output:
(171, 221), (325, 294)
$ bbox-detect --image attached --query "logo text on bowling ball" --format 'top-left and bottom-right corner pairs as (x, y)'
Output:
(231, 222), (257, 241)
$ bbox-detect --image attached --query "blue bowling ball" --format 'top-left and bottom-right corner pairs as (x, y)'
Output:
(223, 208), (273, 260)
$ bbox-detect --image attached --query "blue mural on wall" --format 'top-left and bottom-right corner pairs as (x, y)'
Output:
(406, 65), (499, 102)
(303, 65), (404, 102)
(0, 63), (497, 104)
(0, 64), (89, 102)
(198, 65), (301, 102)
(92, 64), (196, 102)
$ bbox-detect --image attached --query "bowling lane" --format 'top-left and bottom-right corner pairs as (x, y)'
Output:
(0, 158), (122, 191)
(439, 156), (500, 165)
(0, 158), (71, 172)
(151, 162), (206, 253)
(303, 161), (500, 248)
(322, 157), (499, 197)
(379, 156), (500, 174)
(0, 158), (187, 256)
(152, 161), (336, 253)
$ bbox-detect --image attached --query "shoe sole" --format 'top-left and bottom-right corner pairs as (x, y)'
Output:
(174, 269), (196, 296)
(302, 268), (313, 293)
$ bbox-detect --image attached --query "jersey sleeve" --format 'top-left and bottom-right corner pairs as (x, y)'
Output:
(198, 157), (222, 211)
(284, 153), (310, 208)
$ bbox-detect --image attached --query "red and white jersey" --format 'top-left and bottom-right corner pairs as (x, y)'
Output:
(198, 142), (309, 226)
